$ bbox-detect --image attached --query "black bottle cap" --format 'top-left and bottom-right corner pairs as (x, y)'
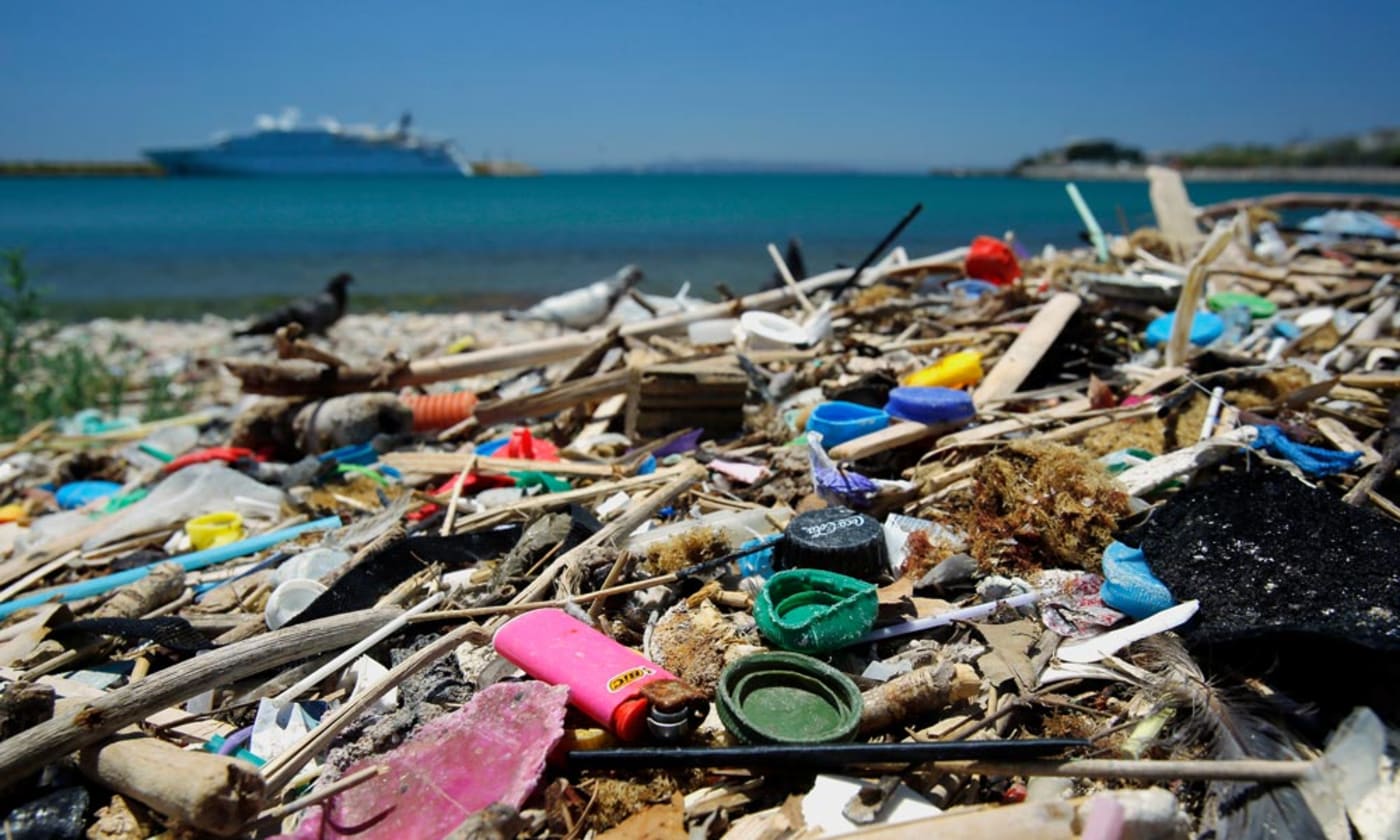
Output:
(777, 506), (888, 583)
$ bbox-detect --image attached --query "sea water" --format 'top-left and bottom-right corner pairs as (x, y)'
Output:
(1, 174), (1396, 311)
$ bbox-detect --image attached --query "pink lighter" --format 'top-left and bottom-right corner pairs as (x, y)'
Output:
(493, 608), (705, 742)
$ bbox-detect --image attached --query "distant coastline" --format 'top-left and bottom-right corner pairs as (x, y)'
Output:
(1008, 163), (1400, 184)
(0, 160), (163, 177)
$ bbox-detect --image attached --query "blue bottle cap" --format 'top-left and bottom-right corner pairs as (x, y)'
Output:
(883, 387), (976, 425)
(1145, 311), (1224, 347)
(805, 402), (889, 449)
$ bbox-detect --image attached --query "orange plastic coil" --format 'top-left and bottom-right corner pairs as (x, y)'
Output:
(402, 391), (479, 431)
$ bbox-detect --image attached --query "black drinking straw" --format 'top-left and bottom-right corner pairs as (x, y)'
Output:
(831, 202), (924, 297)
(566, 737), (1088, 771)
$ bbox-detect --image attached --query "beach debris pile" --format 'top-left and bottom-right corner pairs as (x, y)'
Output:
(2, 179), (1399, 839)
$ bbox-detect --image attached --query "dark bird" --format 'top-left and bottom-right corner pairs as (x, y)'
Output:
(233, 273), (352, 337)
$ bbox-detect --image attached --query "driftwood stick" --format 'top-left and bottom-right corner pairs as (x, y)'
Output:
(827, 419), (967, 462)
(495, 461), (706, 622)
(0, 609), (401, 789)
(446, 467), (687, 535)
(474, 369), (632, 426)
(256, 765), (386, 824)
(1165, 222), (1235, 368)
(259, 621), (492, 794)
(766, 243), (816, 314)
(1196, 192), (1400, 220)
(972, 293), (1082, 405)
(1116, 426), (1258, 496)
(384, 453), (623, 479)
(78, 732), (265, 837)
(228, 267), (863, 397)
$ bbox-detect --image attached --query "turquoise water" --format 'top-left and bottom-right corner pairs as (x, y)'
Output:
(2, 174), (1397, 308)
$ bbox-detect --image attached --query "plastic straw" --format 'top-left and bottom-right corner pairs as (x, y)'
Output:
(1065, 183), (1110, 262)
(0, 515), (342, 619)
(566, 737), (1088, 770)
(852, 590), (1044, 645)
(272, 591), (445, 704)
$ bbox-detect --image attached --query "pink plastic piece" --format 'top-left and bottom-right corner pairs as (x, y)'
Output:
(1081, 795), (1126, 840)
(280, 681), (568, 840)
(494, 608), (678, 740)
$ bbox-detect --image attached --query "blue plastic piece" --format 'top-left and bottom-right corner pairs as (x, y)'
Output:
(1145, 311), (1224, 347)
(638, 454), (657, 476)
(947, 279), (999, 298)
(883, 387), (976, 425)
(1100, 541), (1174, 619)
(476, 437), (509, 456)
(806, 402), (889, 449)
(737, 534), (782, 579)
(318, 442), (379, 466)
(1271, 320), (1300, 340)
(0, 515), (342, 619)
(55, 480), (123, 510)
(1252, 424), (1362, 477)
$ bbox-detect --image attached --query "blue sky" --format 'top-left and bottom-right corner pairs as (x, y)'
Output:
(3, 0), (1397, 170)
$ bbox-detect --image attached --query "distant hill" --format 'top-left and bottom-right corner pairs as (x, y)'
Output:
(1007, 129), (1400, 176)
(585, 158), (871, 175)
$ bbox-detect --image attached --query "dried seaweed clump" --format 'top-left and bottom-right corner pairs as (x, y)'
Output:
(649, 600), (752, 698)
(968, 441), (1130, 573)
(640, 526), (732, 575)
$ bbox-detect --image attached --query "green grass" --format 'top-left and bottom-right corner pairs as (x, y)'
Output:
(1, 251), (191, 437)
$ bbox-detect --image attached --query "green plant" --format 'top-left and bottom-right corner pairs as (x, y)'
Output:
(0, 251), (176, 438)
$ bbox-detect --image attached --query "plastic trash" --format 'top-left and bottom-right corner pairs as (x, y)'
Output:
(903, 350), (983, 389)
(805, 401), (890, 449)
(964, 235), (1022, 286)
(686, 318), (739, 345)
(494, 608), (708, 741)
(184, 511), (244, 550)
(274, 547), (351, 586)
(1300, 210), (1397, 240)
(1144, 311), (1224, 347)
(947, 278), (1000, 300)
(778, 506), (889, 583)
(1254, 221), (1288, 263)
(883, 386), (976, 425)
(282, 682), (569, 840)
(400, 391), (478, 432)
(1251, 424), (1362, 477)
(737, 306), (831, 351)
(755, 568), (878, 653)
(1098, 541), (1174, 620)
(477, 426), (559, 461)
(1207, 291), (1277, 319)
(716, 652), (863, 744)
(54, 480), (123, 510)
(265, 578), (328, 630)
(83, 463), (286, 552)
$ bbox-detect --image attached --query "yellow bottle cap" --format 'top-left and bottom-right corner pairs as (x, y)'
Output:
(186, 511), (244, 550)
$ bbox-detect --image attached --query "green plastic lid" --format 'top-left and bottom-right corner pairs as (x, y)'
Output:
(1207, 292), (1277, 319)
(717, 652), (863, 744)
(755, 569), (877, 653)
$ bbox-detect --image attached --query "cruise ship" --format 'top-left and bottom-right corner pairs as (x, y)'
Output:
(144, 109), (470, 176)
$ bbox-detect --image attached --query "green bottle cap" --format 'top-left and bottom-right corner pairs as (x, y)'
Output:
(1207, 292), (1277, 319)
(717, 652), (863, 744)
(755, 569), (877, 653)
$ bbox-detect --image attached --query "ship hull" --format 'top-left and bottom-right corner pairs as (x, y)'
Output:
(144, 140), (469, 177)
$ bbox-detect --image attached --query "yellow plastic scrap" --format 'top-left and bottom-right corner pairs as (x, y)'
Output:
(904, 350), (983, 389)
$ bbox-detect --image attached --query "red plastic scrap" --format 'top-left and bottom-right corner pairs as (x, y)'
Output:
(162, 447), (262, 473)
(964, 236), (1022, 286)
